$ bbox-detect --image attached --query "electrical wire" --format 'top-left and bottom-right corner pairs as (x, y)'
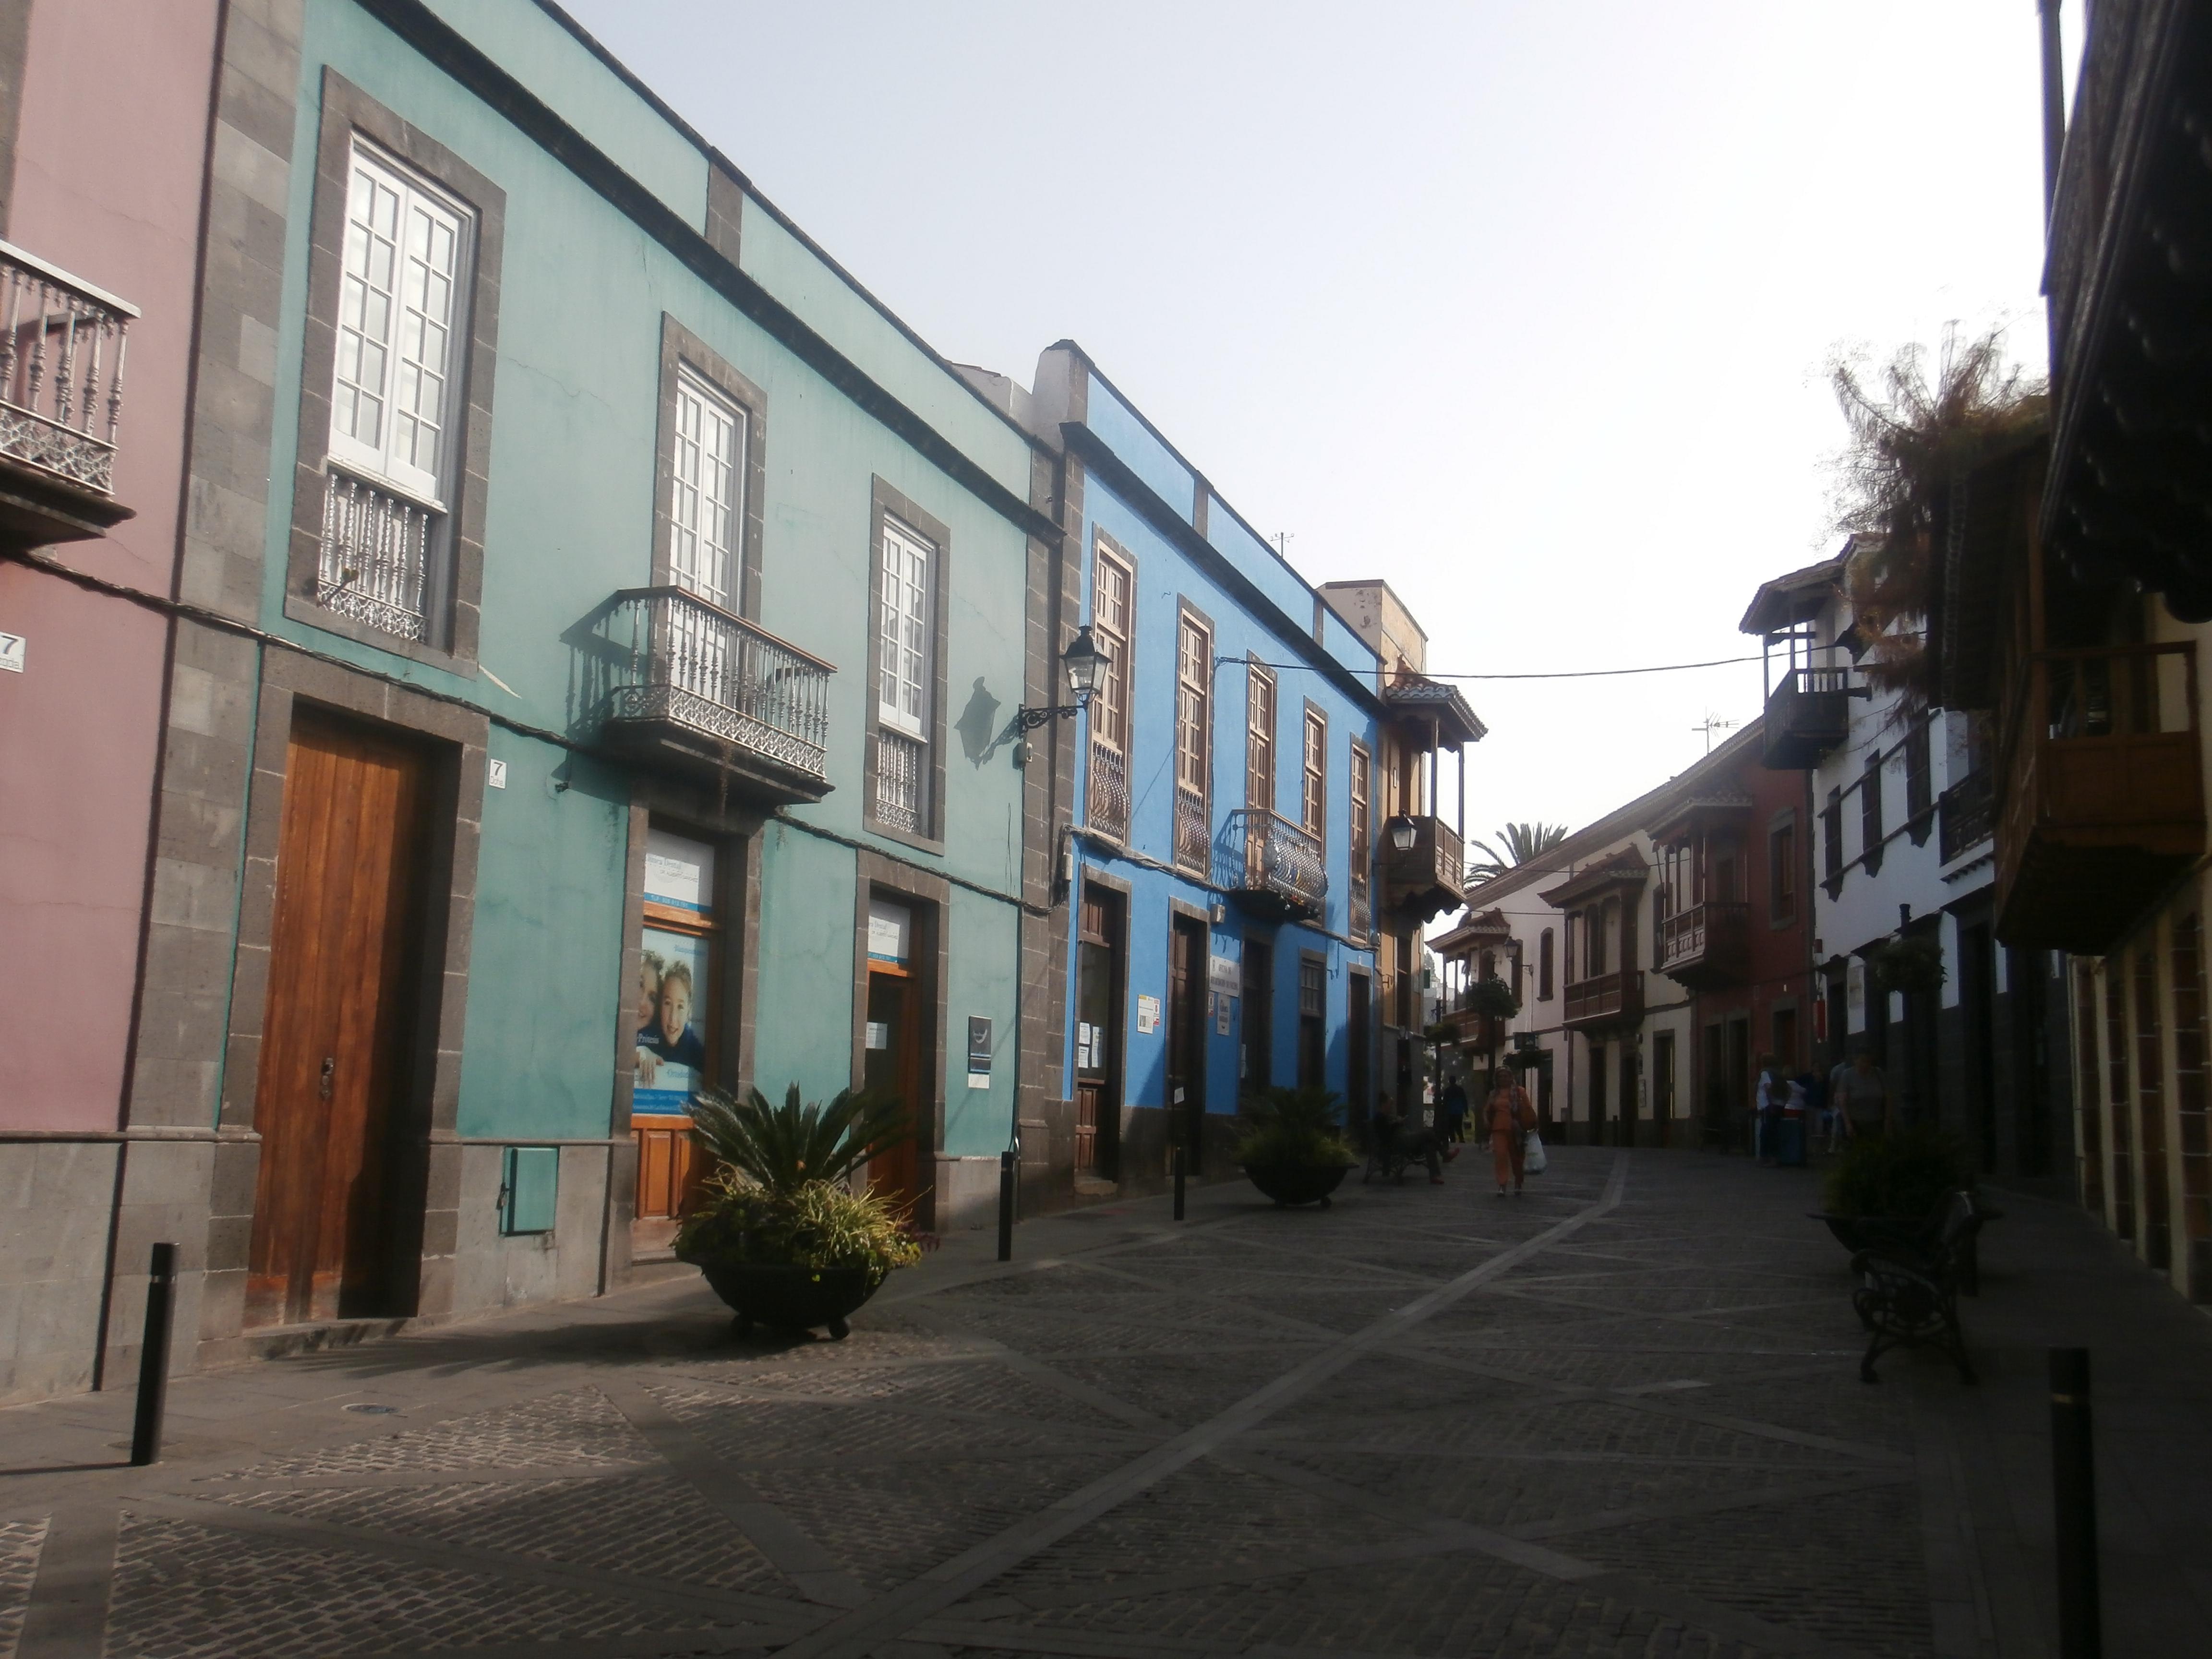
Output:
(1221, 653), (1764, 682)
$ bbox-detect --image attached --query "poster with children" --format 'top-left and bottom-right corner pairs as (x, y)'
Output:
(634, 927), (708, 1114)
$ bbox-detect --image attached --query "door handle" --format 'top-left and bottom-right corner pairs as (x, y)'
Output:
(319, 1057), (336, 1101)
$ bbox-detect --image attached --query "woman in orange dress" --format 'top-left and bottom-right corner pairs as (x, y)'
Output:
(1484, 1075), (1537, 1197)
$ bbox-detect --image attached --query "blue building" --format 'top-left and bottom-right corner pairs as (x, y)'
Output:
(969, 343), (1481, 1194)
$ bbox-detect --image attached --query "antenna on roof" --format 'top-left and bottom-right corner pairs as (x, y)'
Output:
(1692, 712), (1738, 755)
(1271, 532), (1295, 561)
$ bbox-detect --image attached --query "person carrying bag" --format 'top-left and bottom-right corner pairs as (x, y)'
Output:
(1484, 1076), (1539, 1196)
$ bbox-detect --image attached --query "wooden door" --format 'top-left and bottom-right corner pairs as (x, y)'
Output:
(1241, 940), (1272, 1094)
(1653, 1031), (1675, 1147)
(1167, 917), (1207, 1171)
(248, 711), (430, 1327)
(1074, 888), (1124, 1178)
(1346, 973), (1370, 1120)
(864, 968), (923, 1212)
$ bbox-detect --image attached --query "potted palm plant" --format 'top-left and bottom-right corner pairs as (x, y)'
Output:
(675, 1083), (922, 1339)
(1235, 1085), (1358, 1209)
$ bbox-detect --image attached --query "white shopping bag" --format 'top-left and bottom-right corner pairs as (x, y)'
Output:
(1523, 1130), (1548, 1176)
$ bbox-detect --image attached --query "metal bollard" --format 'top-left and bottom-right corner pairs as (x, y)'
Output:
(997, 1149), (1015, 1262)
(1172, 1145), (1186, 1221)
(129, 1242), (180, 1467)
(2050, 1346), (2101, 1659)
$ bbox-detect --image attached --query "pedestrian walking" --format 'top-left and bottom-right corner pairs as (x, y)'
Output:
(1484, 1075), (1537, 1197)
(1441, 1076), (1470, 1146)
(1833, 1048), (1893, 1141)
(1754, 1055), (1785, 1165)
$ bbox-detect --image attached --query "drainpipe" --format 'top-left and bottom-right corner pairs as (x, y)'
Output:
(2038, 0), (2068, 227)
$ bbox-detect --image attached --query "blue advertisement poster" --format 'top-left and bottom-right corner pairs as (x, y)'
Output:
(634, 926), (708, 1114)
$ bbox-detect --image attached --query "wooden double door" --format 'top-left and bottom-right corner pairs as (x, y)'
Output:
(1074, 887), (1126, 1178)
(247, 710), (433, 1328)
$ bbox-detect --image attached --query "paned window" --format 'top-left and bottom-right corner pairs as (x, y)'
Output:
(1770, 820), (1797, 925)
(1172, 612), (1211, 874)
(1245, 666), (1275, 810)
(1092, 546), (1132, 752)
(331, 144), (468, 504)
(1301, 708), (1327, 842)
(878, 517), (933, 737)
(1861, 755), (1885, 875)
(669, 369), (744, 608)
(1539, 928), (1555, 1000)
(1905, 720), (1933, 824)
(1823, 788), (1845, 890)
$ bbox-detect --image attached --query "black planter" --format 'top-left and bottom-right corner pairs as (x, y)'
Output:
(696, 1261), (881, 1339)
(1243, 1160), (1350, 1209)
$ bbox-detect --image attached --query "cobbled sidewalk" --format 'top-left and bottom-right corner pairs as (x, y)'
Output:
(2, 1147), (2208, 1658)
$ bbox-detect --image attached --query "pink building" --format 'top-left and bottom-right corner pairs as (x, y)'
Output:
(0, 0), (223, 1399)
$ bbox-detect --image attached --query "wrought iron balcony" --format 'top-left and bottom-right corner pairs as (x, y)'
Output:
(1087, 736), (1130, 842)
(1562, 968), (1642, 1034)
(1173, 783), (1210, 877)
(1657, 900), (1749, 991)
(1381, 815), (1464, 924)
(317, 469), (434, 642)
(0, 241), (137, 549)
(1221, 808), (1326, 922)
(1937, 768), (1993, 864)
(1996, 642), (2205, 950)
(601, 586), (834, 805)
(1762, 667), (1856, 769)
(1347, 873), (1372, 942)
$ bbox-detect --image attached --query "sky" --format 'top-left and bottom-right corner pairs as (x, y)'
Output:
(562, 0), (2073, 844)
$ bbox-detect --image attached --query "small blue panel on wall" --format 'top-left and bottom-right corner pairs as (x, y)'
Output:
(501, 1146), (560, 1235)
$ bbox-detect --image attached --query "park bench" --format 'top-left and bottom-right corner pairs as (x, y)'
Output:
(1848, 1188), (1989, 1385)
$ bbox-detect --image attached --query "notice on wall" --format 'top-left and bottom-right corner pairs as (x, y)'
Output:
(1214, 991), (1232, 1035)
(635, 926), (708, 1114)
(865, 1021), (890, 1051)
(1208, 955), (1238, 994)
(868, 897), (913, 965)
(645, 829), (716, 917)
(0, 629), (24, 673)
(966, 1015), (993, 1090)
(1075, 1022), (1097, 1070)
(1135, 994), (1160, 1035)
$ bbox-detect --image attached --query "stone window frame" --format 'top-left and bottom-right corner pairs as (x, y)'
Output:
(651, 314), (768, 618)
(862, 478), (951, 851)
(283, 70), (505, 671)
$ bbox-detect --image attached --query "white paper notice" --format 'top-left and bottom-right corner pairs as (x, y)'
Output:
(1136, 995), (1160, 1035)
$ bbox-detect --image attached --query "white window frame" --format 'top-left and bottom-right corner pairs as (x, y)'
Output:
(878, 515), (934, 738)
(669, 366), (744, 609)
(328, 139), (472, 506)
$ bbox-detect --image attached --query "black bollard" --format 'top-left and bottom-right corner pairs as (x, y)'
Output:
(2050, 1346), (2101, 1659)
(996, 1149), (1015, 1262)
(1172, 1145), (1186, 1221)
(130, 1242), (180, 1467)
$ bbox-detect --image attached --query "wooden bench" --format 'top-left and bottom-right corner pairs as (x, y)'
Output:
(1849, 1189), (1987, 1385)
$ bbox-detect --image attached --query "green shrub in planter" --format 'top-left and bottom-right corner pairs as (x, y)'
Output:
(676, 1085), (924, 1332)
(1235, 1084), (1359, 1171)
(1822, 1123), (1973, 1220)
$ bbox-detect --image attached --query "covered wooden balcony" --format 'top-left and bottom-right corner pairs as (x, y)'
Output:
(1658, 901), (1749, 991)
(1382, 813), (1464, 925)
(1996, 642), (2206, 950)
(1761, 667), (1856, 769)
(1562, 969), (1642, 1034)
(600, 586), (835, 806)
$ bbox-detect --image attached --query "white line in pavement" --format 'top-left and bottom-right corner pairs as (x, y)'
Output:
(769, 1154), (1634, 1659)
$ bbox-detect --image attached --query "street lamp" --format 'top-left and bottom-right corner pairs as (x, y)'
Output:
(998, 623), (1110, 1264)
(1012, 625), (1107, 733)
(1387, 815), (1418, 853)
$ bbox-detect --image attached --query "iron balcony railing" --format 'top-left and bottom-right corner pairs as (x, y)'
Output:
(0, 241), (135, 498)
(605, 586), (833, 784)
(1224, 808), (1327, 916)
(1173, 783), (1210, 876)
(317, 469), (434, 641)
(1087, 736), (1130, 841)
(1348, 873), (1372, 941)
(1938, 768), (1993, 863)
(874, 727), (924, 833)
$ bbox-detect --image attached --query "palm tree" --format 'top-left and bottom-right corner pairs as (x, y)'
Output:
(1465, 821), (1569, 886)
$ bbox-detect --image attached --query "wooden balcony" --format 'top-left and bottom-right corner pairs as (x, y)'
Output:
(1657, 901), (1749, 991)
(1220, 808), (1326, 922)
(0, 242), (138, 550)
(1562, 969), (1642, 1033)
(1382, 815), (1464, 924)
(600, 586), (835, 806)
(1761, 667), (1854, 769)
(1438, 1003), (1509, 1055)
(1996, 644), (2206, 951)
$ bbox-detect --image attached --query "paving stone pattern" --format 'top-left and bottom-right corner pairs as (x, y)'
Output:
(6, 1146), (2200, 1657)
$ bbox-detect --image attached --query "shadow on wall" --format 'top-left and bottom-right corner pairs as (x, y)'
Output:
(955, 676), (1001, 767)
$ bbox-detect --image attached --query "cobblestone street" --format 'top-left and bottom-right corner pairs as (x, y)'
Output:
(3, 1148), (2208, 1659)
